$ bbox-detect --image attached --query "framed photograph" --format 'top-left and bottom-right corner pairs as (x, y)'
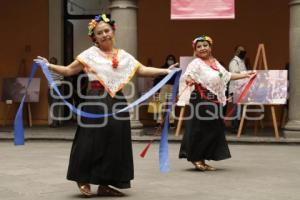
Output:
(231, 70), (288, 104)
(1, 77), (41, 102)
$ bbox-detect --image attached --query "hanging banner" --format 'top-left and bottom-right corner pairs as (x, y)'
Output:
(171, 0), (235, 20)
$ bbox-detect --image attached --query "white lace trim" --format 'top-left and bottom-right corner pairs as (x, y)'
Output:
(183, 58), (231, 105)
(76, 46), (141, 97)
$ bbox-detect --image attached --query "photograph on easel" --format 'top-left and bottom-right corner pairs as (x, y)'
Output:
(231, 70), (288, 104)
(1, 78), (40, 102)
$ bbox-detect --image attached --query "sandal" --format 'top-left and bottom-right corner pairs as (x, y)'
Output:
(192, 161), (206, 171)
(204, 163), (217, 171)
(77, 182), (93, 197)
(97, 185), (125, 197)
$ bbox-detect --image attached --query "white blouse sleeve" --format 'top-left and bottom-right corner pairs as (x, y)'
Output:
(182, 59), (200, 82)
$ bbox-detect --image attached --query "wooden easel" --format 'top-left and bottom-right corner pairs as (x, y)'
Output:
(3, 100), (13, 127)
(236, 44), (280, 139)
(175, 106), (185, 136)
(26, 102), (32, 127)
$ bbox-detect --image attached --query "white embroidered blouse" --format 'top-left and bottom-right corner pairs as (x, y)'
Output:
(178, 57), (231, 105)
(76, 46), (141, 97)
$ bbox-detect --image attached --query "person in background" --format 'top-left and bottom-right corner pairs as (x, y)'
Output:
(48, 57), (63, 128)
(228, 45), (247, 134)
(151, 54), (177, 127)
(153, 54), (177, 86)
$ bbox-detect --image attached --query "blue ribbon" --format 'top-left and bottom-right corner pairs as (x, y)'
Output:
(14, 61), (181, 172)
(159, 70), (181, 172)
(14, 63), (39, 145)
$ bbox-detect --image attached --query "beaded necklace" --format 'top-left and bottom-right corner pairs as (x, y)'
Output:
(204, 59), (223, 78)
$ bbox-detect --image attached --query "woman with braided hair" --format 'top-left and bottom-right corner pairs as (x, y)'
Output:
(35, 14), (177, 197)
(179, 35), (255, 171)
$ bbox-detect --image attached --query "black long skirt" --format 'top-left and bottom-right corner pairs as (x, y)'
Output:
(67, 89), (133, 189)
(179, 90), (231, 161)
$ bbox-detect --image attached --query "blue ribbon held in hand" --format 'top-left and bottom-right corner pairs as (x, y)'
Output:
(14, 60), (181, 173)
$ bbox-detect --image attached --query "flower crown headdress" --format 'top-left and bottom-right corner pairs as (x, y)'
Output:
(88, 14), (116, 37)
(192, 35), (213, 48)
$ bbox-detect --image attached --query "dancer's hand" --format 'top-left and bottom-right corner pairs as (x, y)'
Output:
(34, 56), (50, 67)
(167, 62), (179, 73)
(185, 76), (195, 86)
(244, 70), (257, 78)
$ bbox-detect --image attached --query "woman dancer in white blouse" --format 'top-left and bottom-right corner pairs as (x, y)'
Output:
(179, 35), (255, 171)
(35, 14), (177, 197)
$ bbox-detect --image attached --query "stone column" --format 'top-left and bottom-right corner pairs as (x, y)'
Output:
(284, 0), (300, 137)
(49, 0), (64, 64)
(49, 0), (64, 125)
(109, 0), (143, 133)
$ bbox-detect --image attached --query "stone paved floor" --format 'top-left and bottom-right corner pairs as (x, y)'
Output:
(0, 141), (300, 200)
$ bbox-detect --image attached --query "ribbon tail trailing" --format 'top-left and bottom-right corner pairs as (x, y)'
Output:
(159, 70), (181, 172)
(14, 63), (39, 145)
